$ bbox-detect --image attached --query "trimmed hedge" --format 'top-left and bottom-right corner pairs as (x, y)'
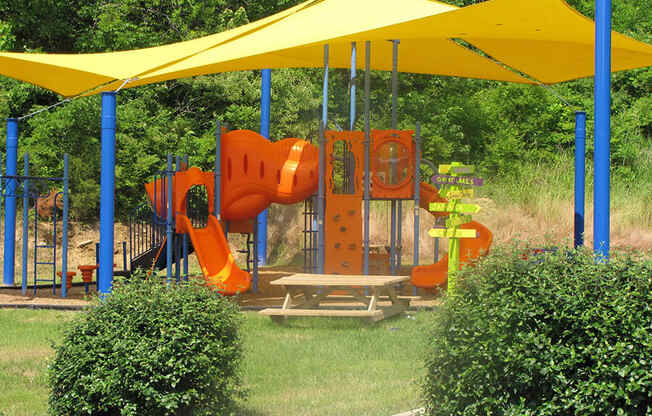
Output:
(48, 276), (243, 415)
(423, 246), (652, 415)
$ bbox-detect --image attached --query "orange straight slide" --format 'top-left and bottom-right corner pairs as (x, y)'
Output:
(411, 182), (493, 290)
(177, 214), (250, 295)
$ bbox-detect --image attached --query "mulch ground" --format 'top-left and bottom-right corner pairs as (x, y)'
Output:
(0, 267), (440, 310)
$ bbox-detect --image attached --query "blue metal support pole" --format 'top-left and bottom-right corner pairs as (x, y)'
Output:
(392, 40), (402, 271)
(183, 154), (189, 281)
(363, 41), (371, 275)
(175, 155), (181, 282)
(322, 45), (329, 128)
(318, 45), (329, 274)
(166, 154), (173, 286)
(414, 124), (421, 296)
(318, 121), (326, 274)
(21, 153), (29, 294)
(99, 92), (116, 296)
(3, 118), (19, 286)
(95, 243), (100, 291)
(253, 215), (259, 293)
(414, 124), (421, 267)
(390, 201), (397, 275)
(392, 40), (399, 130)
(574, 111), (586, 249)
(122, 241), (127, 272)
(350, 43), (357, 130)
(61, 154), (69, 297)
(257, 68), (271, 267)
(215, 120), (221, 220)
(594, 0), (611, 260)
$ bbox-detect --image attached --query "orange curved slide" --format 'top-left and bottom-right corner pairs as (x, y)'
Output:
(411, 183), (493, 290)
(177, 214), (251, 295)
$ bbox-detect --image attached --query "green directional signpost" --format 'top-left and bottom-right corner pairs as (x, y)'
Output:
(429, 162), (483, 296)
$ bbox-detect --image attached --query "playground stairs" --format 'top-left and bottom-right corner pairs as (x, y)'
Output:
(129, 235), (195, 273)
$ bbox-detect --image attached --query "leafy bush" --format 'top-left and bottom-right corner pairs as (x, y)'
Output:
(423, 246), (652, 415)
(48, 275), (244, 416)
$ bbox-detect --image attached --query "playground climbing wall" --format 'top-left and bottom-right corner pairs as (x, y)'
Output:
(324, 131), (364, 274)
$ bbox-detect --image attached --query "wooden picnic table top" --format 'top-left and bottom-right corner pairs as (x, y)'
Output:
(269, 273), (409, 287)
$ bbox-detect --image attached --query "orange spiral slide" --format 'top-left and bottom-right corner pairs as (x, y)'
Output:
(411, 182), (493, 290)
(146, 130), (319, 295)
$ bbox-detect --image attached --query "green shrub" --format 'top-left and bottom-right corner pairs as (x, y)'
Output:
(48, 275), (244, 416)
(423, 246), (652, 416)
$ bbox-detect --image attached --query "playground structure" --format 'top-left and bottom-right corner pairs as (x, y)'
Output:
(0, 153), (71, 296)
(124, 121), (493, 296)
(0, 110), (493, 298)
(1, 0), (650, 298)
(0, 152), (131, 297)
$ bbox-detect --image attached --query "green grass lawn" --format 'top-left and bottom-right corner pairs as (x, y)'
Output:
(0, 309), (73, 416)
(0, 308), (430, 416)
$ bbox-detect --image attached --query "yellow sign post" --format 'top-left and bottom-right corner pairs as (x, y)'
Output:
(428, 162), (483, 296)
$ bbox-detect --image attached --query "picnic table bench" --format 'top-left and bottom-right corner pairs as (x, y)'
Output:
(259, 274), (410, 323)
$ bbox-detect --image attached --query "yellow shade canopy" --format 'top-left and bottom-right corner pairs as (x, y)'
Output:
(391, 0), (652, 83)
(100, 0), (531, 91)
(88, 0), (652, 93)
(0, 0), (651, 96)
(0, 0), (316, 97)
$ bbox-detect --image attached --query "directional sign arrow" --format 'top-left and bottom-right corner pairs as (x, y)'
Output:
(438, 164), (475, 175)
(430, 202), (481, 214)
(432, 175), (484, 187)
(446, 215), (472, 227)
(428, 228), (479, 239)
(441, 188), (474, 199)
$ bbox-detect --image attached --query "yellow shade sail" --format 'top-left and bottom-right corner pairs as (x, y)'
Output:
(0, 0), (317, 97)
(0, 0), (650, 96)
(97, 0), (530, 92)
(392, 0), (652, 83)
(95, 0), (652, 92)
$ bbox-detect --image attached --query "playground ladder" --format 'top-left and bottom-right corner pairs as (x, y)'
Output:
(302, 195), (318, 273)
(236, 232), (255, 273)
(33, 192), (62, 295)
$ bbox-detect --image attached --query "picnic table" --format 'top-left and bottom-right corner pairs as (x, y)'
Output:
(259, 273), (410, 323)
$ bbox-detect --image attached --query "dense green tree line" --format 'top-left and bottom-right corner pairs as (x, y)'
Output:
(0, 0), (649, 220)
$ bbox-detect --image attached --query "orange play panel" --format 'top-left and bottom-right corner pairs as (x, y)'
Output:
(370, 129), (415, 199)
(324, 195), (363, 274)
(324, 131), (364, 275)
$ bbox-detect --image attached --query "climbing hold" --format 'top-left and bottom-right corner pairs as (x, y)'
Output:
(339, 226), (347, 232)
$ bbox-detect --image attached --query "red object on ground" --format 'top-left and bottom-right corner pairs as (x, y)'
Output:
(78, 265), (98, 283)
(57, 271), (77, 289)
